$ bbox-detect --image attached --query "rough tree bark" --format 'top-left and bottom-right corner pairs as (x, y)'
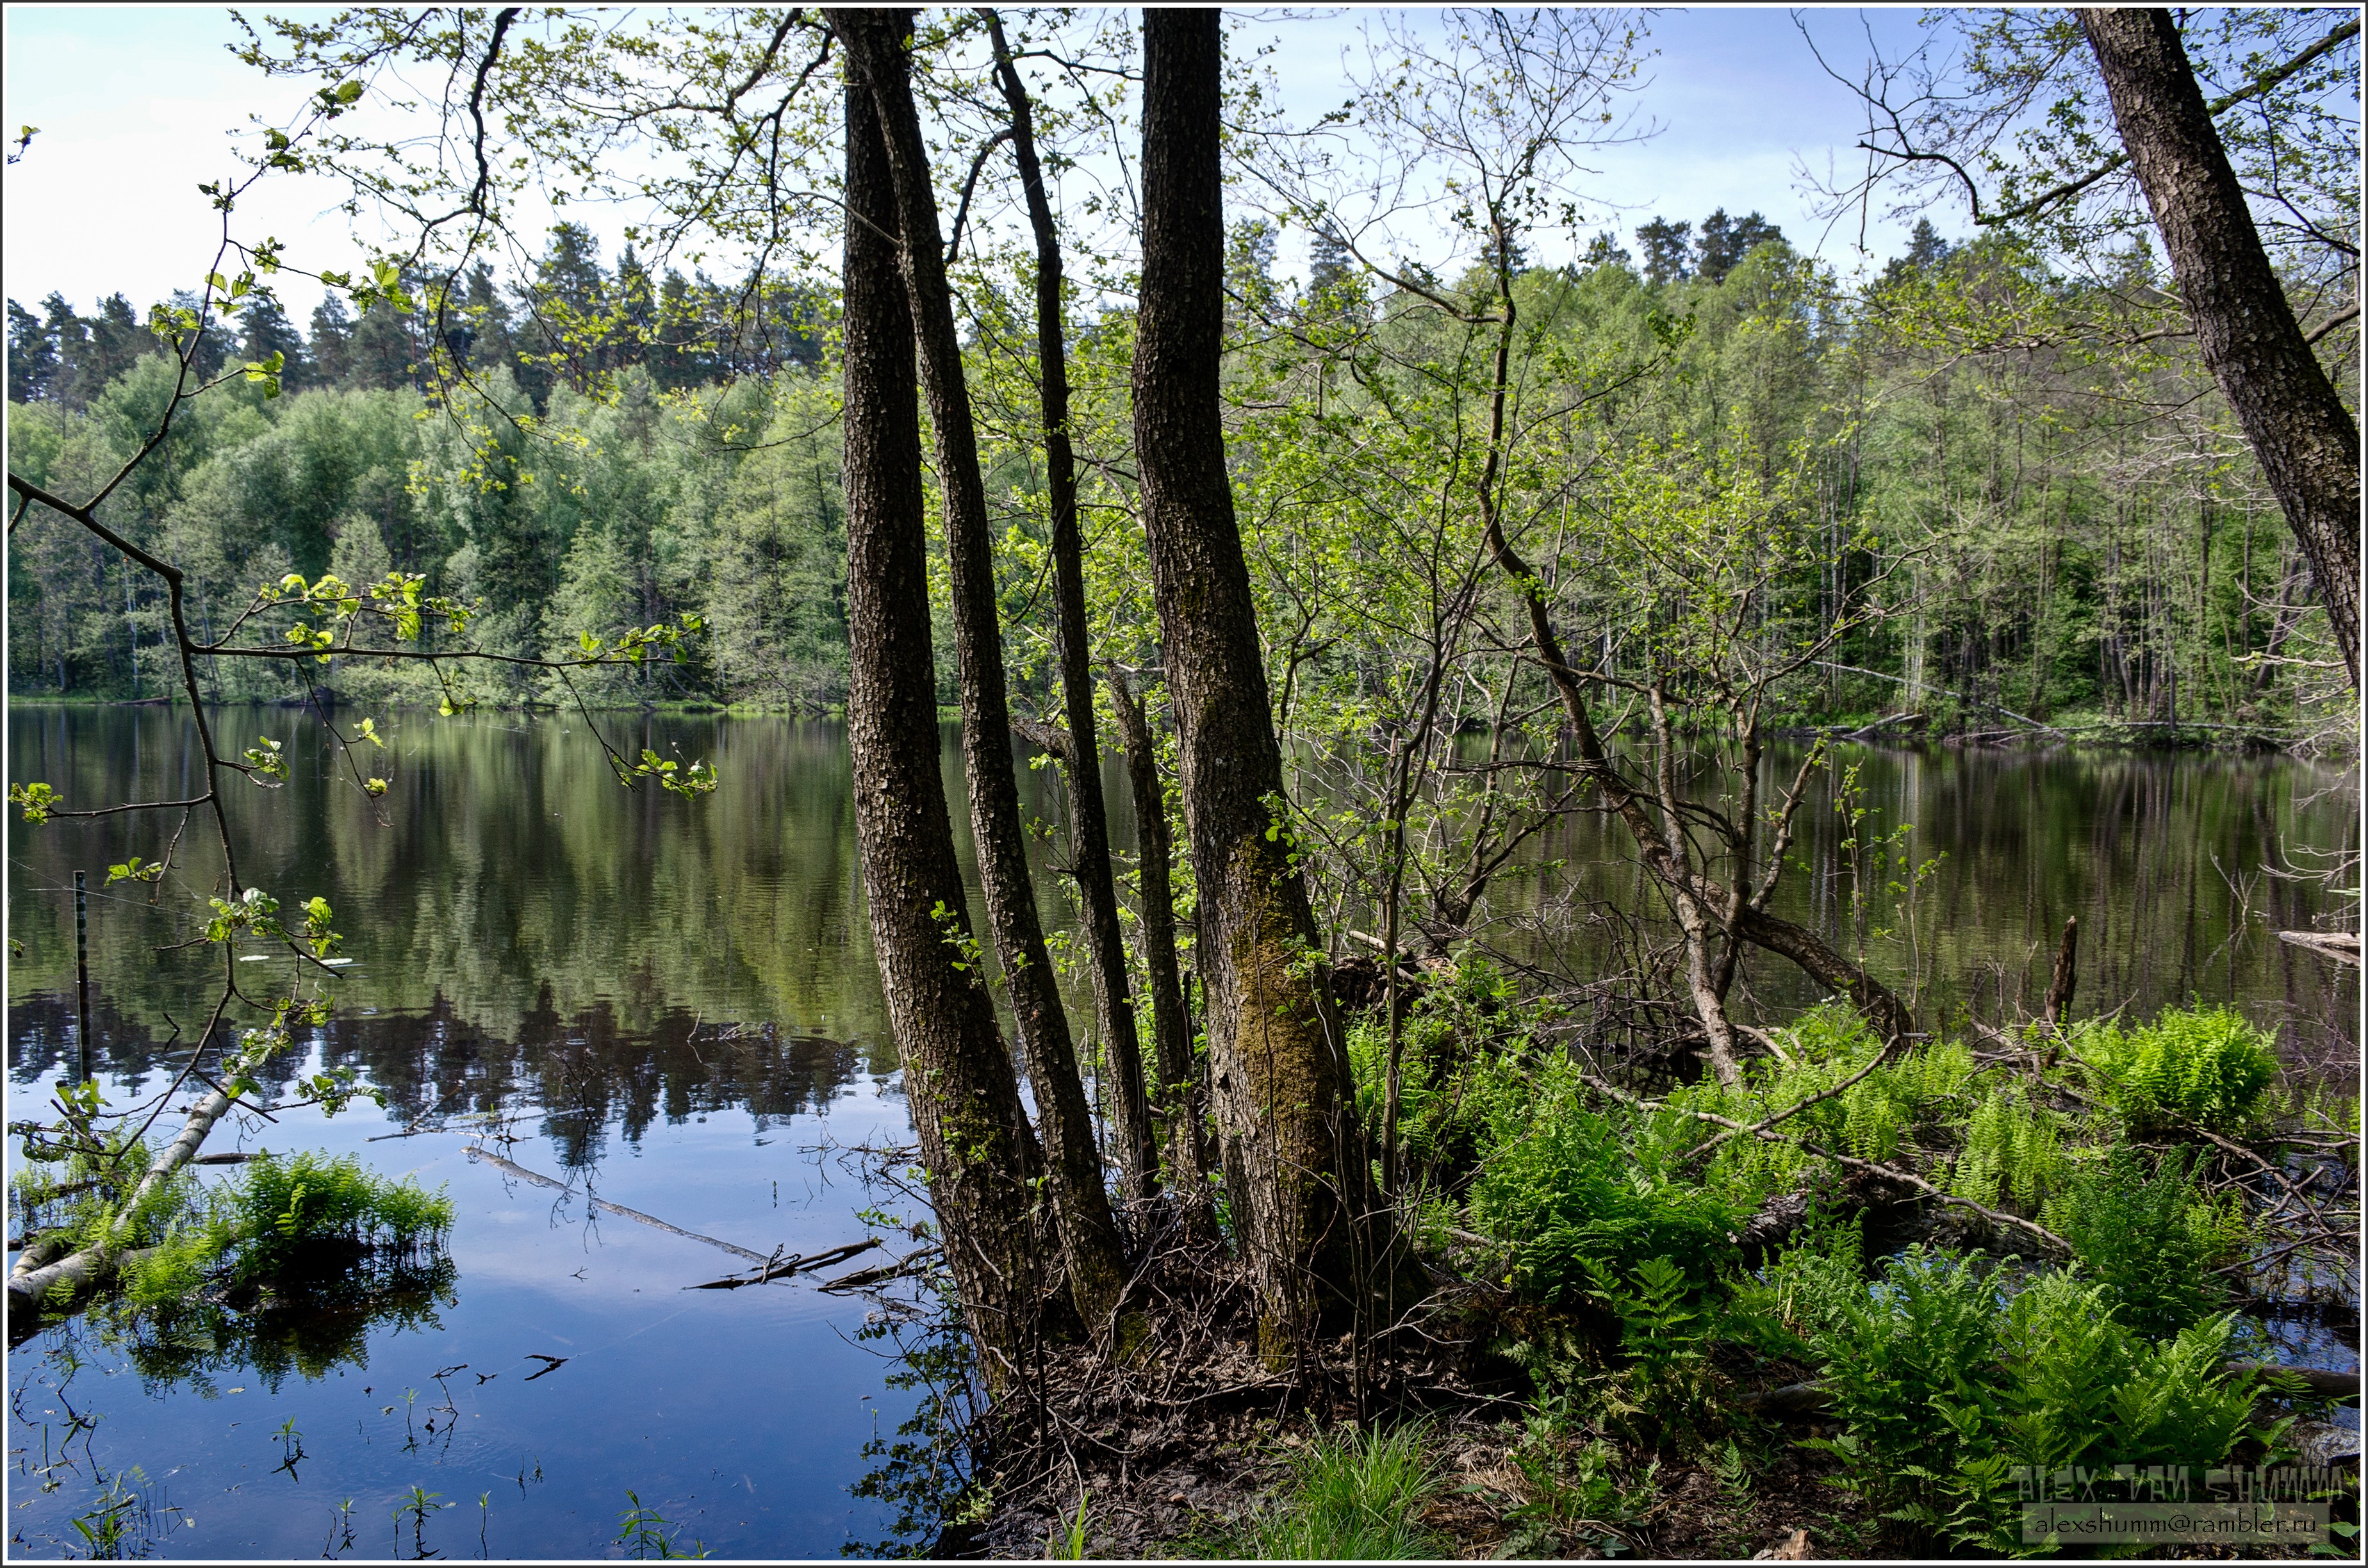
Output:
(1135, 8), (1406, 1362)
(2078, 8), (2361, 691)
(985, 8), (1160, 1207)
(838, 54), (1049, 1379)
(1105, 664), (1215, 1221)
(834, 8), (1130, 1335)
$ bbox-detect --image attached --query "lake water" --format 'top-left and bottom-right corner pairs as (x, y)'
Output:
(5, 706), (2358, 1557)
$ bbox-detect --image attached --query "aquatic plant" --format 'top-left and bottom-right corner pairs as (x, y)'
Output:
(115, 1151), (452, 1309)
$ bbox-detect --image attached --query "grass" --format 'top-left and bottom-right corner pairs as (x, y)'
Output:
(1217, 1425), (1444, 1562)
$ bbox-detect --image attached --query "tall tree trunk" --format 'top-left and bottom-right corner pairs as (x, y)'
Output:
(985, 9), (1160, 1207)
(834, 9), (1130, 1337)
(2078, 8), (2361, 691)
(1105, 664), (1214, 1224)
(839, 61), (1047, 1380)
(1135, 8), (1405, 1364)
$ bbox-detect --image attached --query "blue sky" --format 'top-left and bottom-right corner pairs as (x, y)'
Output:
(3, 5), (1941, 318)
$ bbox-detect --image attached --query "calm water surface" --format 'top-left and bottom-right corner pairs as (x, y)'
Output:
(4, 706), (2358, 1557)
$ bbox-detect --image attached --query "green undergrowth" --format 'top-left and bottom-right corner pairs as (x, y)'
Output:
(13, 1143), (458, 1389)
(1339, 972), (2326, 1555)
(13, 1146), (451, 1309)
(2066, 1004), (2282, 1132)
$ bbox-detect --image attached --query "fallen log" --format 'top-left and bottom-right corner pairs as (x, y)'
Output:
(468, 1147), (774, 1266)
(8, 1079), (242, 1312)
(2235, 1363), (2362, 1401)
(1842, 711), (1927, 743)
(2275, 929), (2361, 967)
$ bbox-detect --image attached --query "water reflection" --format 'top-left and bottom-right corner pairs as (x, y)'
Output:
(1451, 738), (2357, 1069)
(3, 706), (2357, 1557)
(11, 708), (2355, 1099)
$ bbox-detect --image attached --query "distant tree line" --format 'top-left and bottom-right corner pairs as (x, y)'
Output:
(7, 222), (825, 414)
(4, 205), (2344, 743)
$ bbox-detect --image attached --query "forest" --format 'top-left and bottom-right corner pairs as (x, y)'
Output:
(5, 6), (2359, 1561)
(9, 116), (2354, 741)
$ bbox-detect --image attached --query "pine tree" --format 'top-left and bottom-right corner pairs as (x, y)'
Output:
(461, 263), (519, 379)
(1305, 225), (1365, 314)
(1694, 208), (1784, 283)
(76, 295), (154, 402)
(237, 291), (312, 390)
(345, 296), (419, 391)
(1582, 230), (1634, 272)
(6, 298), (58, 402)
(308, 295), (355, 388)
(1636, 216), (1693, 285)
(1879, 218), (1956, 291)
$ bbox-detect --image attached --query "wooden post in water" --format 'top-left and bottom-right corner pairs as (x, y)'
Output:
(73, 870), (90, 1083)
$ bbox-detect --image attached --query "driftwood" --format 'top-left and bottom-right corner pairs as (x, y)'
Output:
(2041, 915), (2078, 1034)
(468, 1147), (776, 1266)
(1812, 661), (2069, 740)
(1841, 711), (1927, 742)
(818, 1245), (942, 1293)
(686, 1238), (881, 1290)
(2275, 929), (2361, 966)
(1731, 1189), (1815, 1264)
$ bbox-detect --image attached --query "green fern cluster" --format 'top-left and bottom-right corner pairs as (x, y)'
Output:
(1791, 1245), (2271, 1555)
(1948, 1088), (2068, 1211)
(117, 1152), (452, 1307)
(2043, 1147), (2246, 1339)
(1468, 1058), (1738, 1305)
(2071, 1005), (2281, 1132)
(1677, 1010), (1980, 1210)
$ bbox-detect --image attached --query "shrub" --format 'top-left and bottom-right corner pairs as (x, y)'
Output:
(1347, 954), (1531, 1194)
(117, 1152), (452, 1307)
(2071, 1004), (2280, 1132)
(1502, 1423), (1649, 1557)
